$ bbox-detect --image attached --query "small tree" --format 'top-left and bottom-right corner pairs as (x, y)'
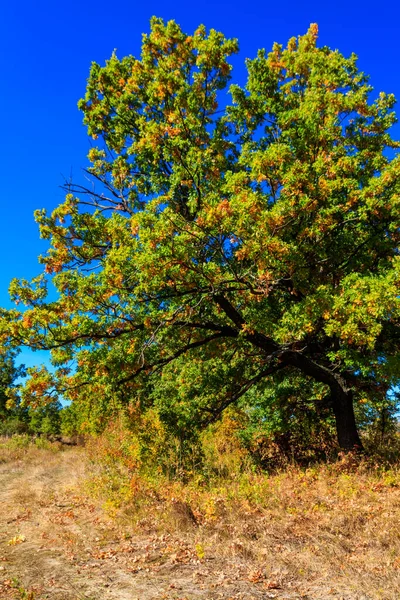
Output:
(0, 347), (27, 434)
(3, 19), (400, 450)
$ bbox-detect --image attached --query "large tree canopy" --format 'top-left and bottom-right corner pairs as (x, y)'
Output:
(2, 18), (400, 449)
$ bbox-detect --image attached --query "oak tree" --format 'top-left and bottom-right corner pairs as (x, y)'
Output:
(3, 18), (400, 450)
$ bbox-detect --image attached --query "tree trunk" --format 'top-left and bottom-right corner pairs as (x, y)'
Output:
(279, 351), (364, 452)
(331, 386), (363, 451)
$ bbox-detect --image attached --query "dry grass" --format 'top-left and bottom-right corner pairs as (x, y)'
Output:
(193, 461), (400, 599)
(0, 435), (63, 464)
(87, 442), (400, 599)
(1, 435), (400, 599)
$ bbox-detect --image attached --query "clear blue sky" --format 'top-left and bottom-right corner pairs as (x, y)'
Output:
(1, 0), (399, 368)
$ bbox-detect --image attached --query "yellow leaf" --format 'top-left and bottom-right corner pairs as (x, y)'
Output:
(195, 543), (205, 560)
(8, 534), (26, 545)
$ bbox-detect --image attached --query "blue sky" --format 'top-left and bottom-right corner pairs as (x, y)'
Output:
(1, 0), (399, 368)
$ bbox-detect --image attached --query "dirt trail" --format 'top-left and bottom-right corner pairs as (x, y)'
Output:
(0, 447), (311, 600)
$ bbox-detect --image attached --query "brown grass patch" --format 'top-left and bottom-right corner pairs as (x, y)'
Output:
(86, 439), (400, 599)
(1, 435), (400, 599)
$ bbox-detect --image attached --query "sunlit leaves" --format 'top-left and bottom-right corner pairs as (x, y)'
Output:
(1, 19), (399, 446)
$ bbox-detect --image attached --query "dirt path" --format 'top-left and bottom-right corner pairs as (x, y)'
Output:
(0, 447), (311, 600)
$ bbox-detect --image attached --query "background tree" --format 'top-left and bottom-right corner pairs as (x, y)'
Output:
(2, 18), (400, 451)
(28, 400), (62, 436)
(0, 346), (27, 434)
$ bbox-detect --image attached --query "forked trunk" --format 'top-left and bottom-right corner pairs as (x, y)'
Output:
(331, 386), (363, 451)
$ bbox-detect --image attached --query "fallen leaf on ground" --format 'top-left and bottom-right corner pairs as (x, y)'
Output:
(7, 535), (26, 545)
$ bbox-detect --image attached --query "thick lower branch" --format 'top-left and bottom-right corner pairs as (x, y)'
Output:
(280, 350), (363, 451)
